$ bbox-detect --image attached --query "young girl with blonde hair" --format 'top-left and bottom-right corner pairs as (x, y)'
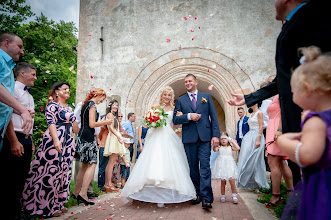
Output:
(278, 46), (331, 219)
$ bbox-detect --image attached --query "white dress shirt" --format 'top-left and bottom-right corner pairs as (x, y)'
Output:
(239, 117), (244, 138)
(187, 90), (198, 120)
(259, 100), (272, 129)
(11, 81), (34, 134)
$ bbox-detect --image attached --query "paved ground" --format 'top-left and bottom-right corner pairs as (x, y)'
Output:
(51, 180), (276, 220)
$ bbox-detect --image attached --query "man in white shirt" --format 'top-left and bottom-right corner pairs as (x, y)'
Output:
(2, 62), (37, 216)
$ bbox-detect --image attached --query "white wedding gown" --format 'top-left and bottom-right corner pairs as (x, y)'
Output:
(121, 111), (196, 204)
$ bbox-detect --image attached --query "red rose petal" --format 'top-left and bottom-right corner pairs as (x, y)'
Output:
(198, 26), (200, 29)
(183, 17), (187, 20)
(90, 76), (93, 79)
(190, 29), (194, 32)
(192, 37), (195, 40)
(41, 133), (44, 136)
(71, 212), (74, 214)
(40, 106), (44, 111)
(109, 89), (112, 91)
(88, 34), (91, 36)
(195, 17), (197, 20)
(208, 69), (210, 72)
(179, 45), (181, 49)
(166, 39), (171, 43)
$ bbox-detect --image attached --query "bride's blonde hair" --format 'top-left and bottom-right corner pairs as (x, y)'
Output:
(158, 86), (175, 107)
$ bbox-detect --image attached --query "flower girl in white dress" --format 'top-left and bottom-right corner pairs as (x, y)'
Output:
(120, 86), (196, 208)
(211, 132), (240, 204)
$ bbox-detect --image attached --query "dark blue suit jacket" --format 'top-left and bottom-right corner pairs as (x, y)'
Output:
(173, 92), (220, 144)
(235, 116), (249, 143)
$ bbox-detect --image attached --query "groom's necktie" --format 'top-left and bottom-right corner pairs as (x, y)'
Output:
(191, 94), (196, 110)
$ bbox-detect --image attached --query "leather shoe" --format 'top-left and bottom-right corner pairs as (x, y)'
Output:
(87, 192), (99, 199)
(191, 196), (202, 205)
(202, 200), (212, 209)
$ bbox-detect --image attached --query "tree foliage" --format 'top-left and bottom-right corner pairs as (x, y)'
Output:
(1, 1), (78, 145)
(0, 0), (34, 33)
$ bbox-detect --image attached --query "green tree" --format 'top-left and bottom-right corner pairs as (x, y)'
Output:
(18, 14), (78, 145)
(0, 0), (34, 33)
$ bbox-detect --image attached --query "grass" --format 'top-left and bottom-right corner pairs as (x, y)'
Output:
(256, 182), (288, 219)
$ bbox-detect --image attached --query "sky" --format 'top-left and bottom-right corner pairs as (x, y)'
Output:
(25, 0), (80, 30)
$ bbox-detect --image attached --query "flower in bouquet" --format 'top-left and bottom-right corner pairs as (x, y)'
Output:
(143, 106), (168, 128)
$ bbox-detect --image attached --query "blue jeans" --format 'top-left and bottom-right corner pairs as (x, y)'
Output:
(98, 147), (109, 190)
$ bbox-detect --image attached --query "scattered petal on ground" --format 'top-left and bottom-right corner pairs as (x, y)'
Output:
(208, 69), (210, 72)
(199, 26), (201, 29)
(35, 60), (40, 63)
(192, 37), (194, 40)
(212, 64), (217, 69)
(183, 17), (187, 20)
(208, 85), (214, 91)
(195, 17), (197, 20)
(210, 13), (214, 16)
(166, 39), (171, 43)
(71, 212), (74, 214)
(190, 29), (194, 32)
(91, 76), (94, 79)
(188, 15), (192, 18)
(88, 34), (92, 36)
(179, 45), (181, 49)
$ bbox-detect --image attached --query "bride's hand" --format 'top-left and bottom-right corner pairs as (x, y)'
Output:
(176, 111), (183, 116)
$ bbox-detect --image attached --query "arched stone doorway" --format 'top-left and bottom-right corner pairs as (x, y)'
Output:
(124, 47), (255, 137)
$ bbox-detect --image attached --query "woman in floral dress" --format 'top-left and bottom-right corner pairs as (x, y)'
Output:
(22, 82), (79, 217)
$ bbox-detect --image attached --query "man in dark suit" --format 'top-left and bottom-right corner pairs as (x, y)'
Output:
(227, 0), (331, 186)
(173, 74), (220, 209)
(235, 107), (250, 147)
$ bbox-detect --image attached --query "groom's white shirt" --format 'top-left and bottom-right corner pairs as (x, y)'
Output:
(187, 90), (198, 121)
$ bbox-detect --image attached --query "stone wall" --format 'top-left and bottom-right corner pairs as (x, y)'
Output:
(77, 0), (281, 137)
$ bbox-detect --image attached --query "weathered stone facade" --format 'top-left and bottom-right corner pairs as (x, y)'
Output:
(77, 0), (281, 137)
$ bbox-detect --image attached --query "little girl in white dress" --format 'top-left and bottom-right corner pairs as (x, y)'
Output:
(211, 132), (240, 204)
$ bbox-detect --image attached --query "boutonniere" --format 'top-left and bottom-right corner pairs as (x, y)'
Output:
(201, 97), (207, 103)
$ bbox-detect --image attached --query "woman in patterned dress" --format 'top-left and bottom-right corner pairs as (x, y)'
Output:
(73, 88), (112, 205)
(22, 82), (79, 217)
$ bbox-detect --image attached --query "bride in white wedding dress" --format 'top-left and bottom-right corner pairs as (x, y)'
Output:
(120, 86), (196, 207)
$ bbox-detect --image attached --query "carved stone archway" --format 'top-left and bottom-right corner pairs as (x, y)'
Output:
(124, 47), (254, 137)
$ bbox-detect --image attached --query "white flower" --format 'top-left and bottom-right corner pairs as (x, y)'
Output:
(35, 60), (40, 63)
(54, 59), (57, 62)
(159, 116), (164, 119)
(151, 122), (156, 127)
(46, 70), (50, 74)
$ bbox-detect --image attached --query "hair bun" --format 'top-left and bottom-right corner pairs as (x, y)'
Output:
(299, 46), (321, 63)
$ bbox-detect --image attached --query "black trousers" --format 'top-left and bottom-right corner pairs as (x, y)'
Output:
(0, 135), (33, 218)
(128, 143), (134, 162)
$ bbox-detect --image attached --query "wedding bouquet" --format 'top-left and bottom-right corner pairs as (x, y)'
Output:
(143, 106), (168, 128)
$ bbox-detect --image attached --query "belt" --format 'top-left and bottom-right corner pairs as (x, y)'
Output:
(15, 132), (32, 139)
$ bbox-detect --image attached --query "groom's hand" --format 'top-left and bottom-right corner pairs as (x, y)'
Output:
(211, 137), (220, 150)
(191, 113), (201, 121)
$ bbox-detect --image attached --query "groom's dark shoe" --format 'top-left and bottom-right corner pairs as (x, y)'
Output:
(191, 196), (202, 205)
(202, 200), (212, 209)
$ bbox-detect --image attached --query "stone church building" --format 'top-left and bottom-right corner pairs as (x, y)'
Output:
(76, 0), (281, 137)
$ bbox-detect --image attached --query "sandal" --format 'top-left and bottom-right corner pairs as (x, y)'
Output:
(220, 195), (226, 203)
(232, 194), (238, 204)
(61, 207), (68, 213)
(287, 189), (294, 195)
(265, 194), (282, 209)
(104, 185), (119, 193)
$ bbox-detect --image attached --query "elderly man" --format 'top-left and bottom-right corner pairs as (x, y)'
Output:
(0, 32), (32, 151)
(227, 0), (331, 186)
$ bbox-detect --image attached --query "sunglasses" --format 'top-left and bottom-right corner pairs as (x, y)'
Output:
(118, 116), (123, 118)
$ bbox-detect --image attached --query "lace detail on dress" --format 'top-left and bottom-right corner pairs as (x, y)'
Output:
(248, 111), (261, 129)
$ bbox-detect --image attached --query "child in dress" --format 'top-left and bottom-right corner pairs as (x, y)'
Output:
(211, 132), (240, 204)
(277, 46), (331, 220)
(120, 138), (132, 188)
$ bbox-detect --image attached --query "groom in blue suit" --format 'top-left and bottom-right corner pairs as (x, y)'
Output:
(173, 74), (220, 209)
